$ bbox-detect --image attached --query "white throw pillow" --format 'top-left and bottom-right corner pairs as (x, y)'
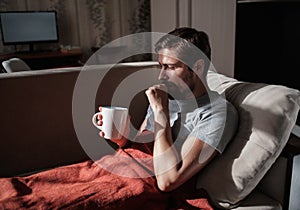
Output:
(196, 70), (300, 208)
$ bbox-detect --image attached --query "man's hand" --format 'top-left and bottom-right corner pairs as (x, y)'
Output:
(97, 106), (130, 148)
(145, 84), (169, 112)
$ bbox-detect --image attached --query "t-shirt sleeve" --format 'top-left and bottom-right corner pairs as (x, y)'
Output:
(144, 106), (154, 132)
(190, 101), (238, 153)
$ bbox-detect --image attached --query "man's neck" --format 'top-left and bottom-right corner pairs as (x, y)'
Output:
(191, 80), (208, 99)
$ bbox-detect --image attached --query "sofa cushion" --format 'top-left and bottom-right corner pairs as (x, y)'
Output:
(196, 70), (300, 208)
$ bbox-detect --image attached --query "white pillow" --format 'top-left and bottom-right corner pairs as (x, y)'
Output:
(196, 70), (300, 208)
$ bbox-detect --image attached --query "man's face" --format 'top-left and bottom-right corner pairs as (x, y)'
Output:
(157, 49), (196, 99)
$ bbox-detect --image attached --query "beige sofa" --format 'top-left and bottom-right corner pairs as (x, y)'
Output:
(0, 61), (299, 209)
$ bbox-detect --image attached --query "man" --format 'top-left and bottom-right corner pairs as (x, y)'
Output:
(97, 27), (238, 192)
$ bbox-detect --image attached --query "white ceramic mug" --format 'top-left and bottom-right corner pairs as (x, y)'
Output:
(92, 106), (128, 139)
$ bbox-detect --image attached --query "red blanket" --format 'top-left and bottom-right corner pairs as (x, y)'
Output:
(0, 143), (213, 210)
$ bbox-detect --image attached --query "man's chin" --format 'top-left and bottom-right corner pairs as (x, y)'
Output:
(167, 89), (185, 100)
(163, 83), (183, 99)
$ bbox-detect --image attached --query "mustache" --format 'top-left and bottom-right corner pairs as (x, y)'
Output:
(159, 81), (178, 100)
(160, 81), (176, 89)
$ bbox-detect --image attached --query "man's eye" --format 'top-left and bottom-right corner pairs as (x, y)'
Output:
(168, 66), (176, 70)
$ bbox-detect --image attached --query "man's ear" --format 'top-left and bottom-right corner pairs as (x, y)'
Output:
(193, 59), (205, 76)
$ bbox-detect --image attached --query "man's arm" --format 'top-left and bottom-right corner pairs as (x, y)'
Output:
(145, 84), (217, 192)
(152, 108), (217, 192)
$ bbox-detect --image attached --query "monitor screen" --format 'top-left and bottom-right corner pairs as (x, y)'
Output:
(0, 11), (59, 45)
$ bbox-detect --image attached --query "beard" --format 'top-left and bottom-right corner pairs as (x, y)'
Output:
(161, 81), (185, 100)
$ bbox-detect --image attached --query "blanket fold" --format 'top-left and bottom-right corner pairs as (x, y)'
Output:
(0, 142), (213, 210)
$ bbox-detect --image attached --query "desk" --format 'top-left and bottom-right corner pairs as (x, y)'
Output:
(0, 51), (83, 70)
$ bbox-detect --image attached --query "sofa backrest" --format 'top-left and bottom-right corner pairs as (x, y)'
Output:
(197, 69), (300, 208)
(0, 62), (159, 177)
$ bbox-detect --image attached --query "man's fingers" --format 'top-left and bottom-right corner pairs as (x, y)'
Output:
(97, 120), (103, 126)
(145, 84), (167, 96)
(99, 131), (105, 138)
(97, 114), (103, 120)
(145, 88), (153, 96)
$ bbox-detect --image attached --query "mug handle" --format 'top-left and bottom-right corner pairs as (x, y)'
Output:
(92, 112), (102, 130)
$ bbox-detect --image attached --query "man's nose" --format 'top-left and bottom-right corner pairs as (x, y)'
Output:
(158, 68), (168, 81)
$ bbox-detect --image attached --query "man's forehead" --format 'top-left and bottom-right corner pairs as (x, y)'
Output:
(158, 48), (178, 58)
(157, 49), (181, 64)
(158, 54), (182, 65)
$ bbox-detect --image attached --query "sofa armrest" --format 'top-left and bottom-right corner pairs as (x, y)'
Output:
(257, 133), (300, 210)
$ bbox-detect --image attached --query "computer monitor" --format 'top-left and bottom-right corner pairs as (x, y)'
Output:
(0, 11), (59, 52)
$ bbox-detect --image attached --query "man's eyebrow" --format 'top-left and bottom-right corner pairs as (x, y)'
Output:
(159, 62), (181, 66)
